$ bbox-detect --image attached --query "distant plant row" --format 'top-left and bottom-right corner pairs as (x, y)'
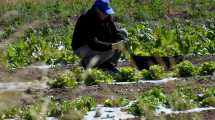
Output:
(3, 19), (215, 69)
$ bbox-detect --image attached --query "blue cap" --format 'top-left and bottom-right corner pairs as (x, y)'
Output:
(94, 0), (114, 15)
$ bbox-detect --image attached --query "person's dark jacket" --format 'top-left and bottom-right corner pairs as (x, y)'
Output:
(72, 6), (125, 51)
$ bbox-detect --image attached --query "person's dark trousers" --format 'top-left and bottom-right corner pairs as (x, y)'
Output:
(74, 45), (121, 70)
(98, 50), (121, 68)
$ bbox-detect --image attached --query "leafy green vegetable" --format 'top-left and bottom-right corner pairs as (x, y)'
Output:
(48, 71), (77, 88)
(128, 88), (167, 115)
(199, 61), (215, 75)
(176, 60), (196, 77)
(115, 67), (141, 82)
(84, 69), (113, 86)
(141, 65), (165, 80)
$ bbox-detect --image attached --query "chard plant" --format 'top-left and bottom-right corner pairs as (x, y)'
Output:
(128, 88), (167, 115)
(0, 96), (96, 120)
(168, 87), (199, 111)
(47, 71), (77, 88)
(115, 67), (141, 82)
(84, 68), (113, 86)
(176, 60), (196, 77)
(198, 61), (215, 75)
(140, 65), (166, 80)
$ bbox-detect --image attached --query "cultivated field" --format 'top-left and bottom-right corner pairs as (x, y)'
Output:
(0, 0), (215, 120)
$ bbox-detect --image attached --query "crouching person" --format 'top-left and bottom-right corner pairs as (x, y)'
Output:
(72, 0), (127, 73)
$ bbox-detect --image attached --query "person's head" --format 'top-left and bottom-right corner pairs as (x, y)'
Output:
(93, 0), (114, 20)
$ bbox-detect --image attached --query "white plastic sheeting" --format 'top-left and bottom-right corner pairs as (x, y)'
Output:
(155, 105), (215, 115)
(83, 104), (135, 120)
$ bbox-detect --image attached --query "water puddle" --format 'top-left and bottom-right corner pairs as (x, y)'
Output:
(83, 104), (135, 120)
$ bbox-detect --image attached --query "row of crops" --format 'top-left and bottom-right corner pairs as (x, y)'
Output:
(2, 86), (215, 120)
(0, 0), (215, 120)
(47, 60), (215, 88)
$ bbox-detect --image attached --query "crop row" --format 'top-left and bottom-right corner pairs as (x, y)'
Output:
(0, 96), (96, 120)
(47, 60), (215, 88)
(2, 86), (215, 120)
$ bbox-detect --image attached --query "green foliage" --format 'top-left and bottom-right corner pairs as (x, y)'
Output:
(198, 61), (215, 75)
(6, 25), (79, 68)
(7, 39), (31, 68)
(128, 102), (143, 116)
(176, 60), (196, 77)
(115, 67), (141, 82)
(70, 66), (85, 82)
(199, 87), (215, 101)
(48, 100), (72, 117)
(150, 48), (167, 56)
(48, 96), (96, 117)
(140, 69), (151, 80)
(127, 23), (157, 56)
(127, 19), (215, 58)
(168, 87), (199, 111)
(202, 97), (215, 107)
(104, 97), (129, 107)
(48, 71), (77, 88)
(0, 96), (96, 119)
(2, 0), (215, 69)
(0, 102), (42, 120)
(141, 65), (165, 80)
(84, 69), (113, 86)
(150, 0), (166, 18)
(175, 22), (215, 55)
(72, 96), (96, 112)
(1, 107), (20, 119)
(128, 88), (167, 115)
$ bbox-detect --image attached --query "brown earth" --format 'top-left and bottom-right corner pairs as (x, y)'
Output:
(46, 76), (215, 103)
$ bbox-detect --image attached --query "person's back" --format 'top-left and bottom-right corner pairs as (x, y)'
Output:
(72, 6), (123, 51)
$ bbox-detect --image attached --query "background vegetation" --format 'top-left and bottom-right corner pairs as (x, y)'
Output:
(0, 0), (214, 69)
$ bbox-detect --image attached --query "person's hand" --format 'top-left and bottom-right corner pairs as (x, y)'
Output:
(112, 41), (125, 51)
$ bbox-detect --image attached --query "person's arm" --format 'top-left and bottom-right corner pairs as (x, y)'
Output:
(89, 17), (128, 46)
(109, 17), (128, 43)
(84, 15), (112, 51)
